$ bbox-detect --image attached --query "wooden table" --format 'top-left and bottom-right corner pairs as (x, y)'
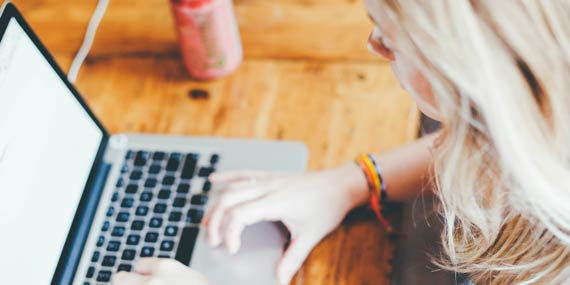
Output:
(14, 0), (419, 284)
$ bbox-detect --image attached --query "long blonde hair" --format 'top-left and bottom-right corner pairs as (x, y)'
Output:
(375, 1), (570, 283)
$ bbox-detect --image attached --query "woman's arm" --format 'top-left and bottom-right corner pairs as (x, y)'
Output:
(203, 133), (437, 284)
(336, 132), (437, 207)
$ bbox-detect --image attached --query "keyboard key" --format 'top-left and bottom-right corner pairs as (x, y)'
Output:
(160, 240), (174, 251)
(175, 227), (199, 265)
(125, 150), (134, 160)
(140, 192), (153, 202)
(144, 178), (157, 188)
(181, 154), (198, 179)
(134, 151), (150, 166)
(125, 184), (138, 194)
(158, 190), (171, 199)
(126, 234), (140, 245)
(177, 183), (190, 194)
(111, 191), (120, 202)
(96, 236), (105, 247)
(154, 203), (167, 214)
(111, 226), (125, 237)
(165, 226), (178, 237)
(121, 249), (136, 261)
(102, 255), (116, 267)
(198, 167), (215, 177)
(101, 221), (110, 232)
(117, 264), (132, 272)
(145, 232), (159, 243)
(191, 194), (208, 205)
(166, 156), (180, 172)
(106, 206), (115, 217)
(210, 154), (219, 164)
(162, 176), (175, 186)
(135, 206), (149, 216)
(131, 220), (144, 230)
(173, 198), (186, 208)
(130, 170), (143, 180)
(116, 212), (130, 222)
(116, 177), (125, 187)
(149, 217), (163, 228)
(168, 211), (182, 222)
(91, 251), (100, 262)
(152, 151), (166, 161)
(202, 180), (212, 192)
(96, 270), (112, 282)
(120, 164), (129, 173)
(86, 266), (95, 278)
(149, 164), (161, 174)
(107, 241), (121, 251)
(121, 198), (134, 208)
(158, 255), (171, 258)
(141, 247), (155, 257)
(187, 209), (204, 223)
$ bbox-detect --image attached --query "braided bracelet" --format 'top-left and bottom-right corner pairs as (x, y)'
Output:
(355, 154), (393, 232)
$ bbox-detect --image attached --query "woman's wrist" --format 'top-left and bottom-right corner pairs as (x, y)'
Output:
(331, 162), (370, 208)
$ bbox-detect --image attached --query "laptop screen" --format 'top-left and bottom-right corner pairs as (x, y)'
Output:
(0, 18), (104, 284)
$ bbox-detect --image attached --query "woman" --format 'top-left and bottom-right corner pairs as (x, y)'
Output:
(114, 0), (570, 284)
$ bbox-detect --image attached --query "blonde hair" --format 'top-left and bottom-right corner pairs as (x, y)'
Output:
(374, 1), (570, 283)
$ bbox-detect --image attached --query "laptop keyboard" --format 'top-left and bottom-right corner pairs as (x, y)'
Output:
(82, 150), (219, 284)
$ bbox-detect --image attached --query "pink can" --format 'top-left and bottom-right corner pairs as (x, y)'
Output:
(170, 0), (243, 80)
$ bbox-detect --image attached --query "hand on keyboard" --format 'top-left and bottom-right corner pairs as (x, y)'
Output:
(112, 258), (211, 285)
(203, 164), (369, 285)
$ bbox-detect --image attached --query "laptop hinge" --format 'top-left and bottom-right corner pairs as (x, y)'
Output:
(52, 158), (111, 285)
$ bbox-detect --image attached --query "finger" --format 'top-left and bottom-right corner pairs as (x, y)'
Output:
(133, 257), (162, 275)
(205, 178), (270, 226)
(204, 179), (276, 240)
(209, 170), (276, 184)
(222, 197), (278, 254)
(112, 271), (148, 285)
(277, 235), (321, 285)
(205, 184), (272, 247)
(135, 258), (188, 277)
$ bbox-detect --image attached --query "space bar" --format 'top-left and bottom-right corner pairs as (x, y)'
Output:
(175, 227), (199, 265)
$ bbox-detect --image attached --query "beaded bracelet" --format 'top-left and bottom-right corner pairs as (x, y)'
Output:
(355, 154), (393, 232)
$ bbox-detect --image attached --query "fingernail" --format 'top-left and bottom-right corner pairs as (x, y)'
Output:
(230, 242), (239, 255)
(367, 42), (374, 53)
(278, 270), (291, 285)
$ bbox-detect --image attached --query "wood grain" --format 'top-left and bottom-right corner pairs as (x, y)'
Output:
(16, 0), (377, 61)
(11, 0), (419, 284)
(69, 56), (418, 169)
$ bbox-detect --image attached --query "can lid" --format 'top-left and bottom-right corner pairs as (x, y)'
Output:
(172, 0), (215, 8)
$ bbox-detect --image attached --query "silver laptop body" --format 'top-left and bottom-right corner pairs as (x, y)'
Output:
(74, 135), (306, 285)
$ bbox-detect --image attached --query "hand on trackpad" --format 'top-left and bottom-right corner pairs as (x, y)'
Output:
(201, 167), (364, 284)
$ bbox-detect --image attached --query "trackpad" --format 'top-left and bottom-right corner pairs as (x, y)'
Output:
(190, 222), (288, 285)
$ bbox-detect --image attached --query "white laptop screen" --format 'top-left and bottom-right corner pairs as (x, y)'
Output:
(0, 18), (104, 284)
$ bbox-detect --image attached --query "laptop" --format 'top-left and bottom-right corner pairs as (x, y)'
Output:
(0, 2), (307, 284)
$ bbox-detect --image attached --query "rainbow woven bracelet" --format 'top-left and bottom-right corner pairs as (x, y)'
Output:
(355, 153), (393, 232)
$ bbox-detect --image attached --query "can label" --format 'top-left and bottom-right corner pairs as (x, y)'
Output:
(171, 0), (243, 80)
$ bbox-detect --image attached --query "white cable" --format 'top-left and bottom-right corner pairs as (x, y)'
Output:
(67, 0), (110, 83)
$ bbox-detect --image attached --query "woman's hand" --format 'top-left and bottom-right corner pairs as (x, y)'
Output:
(204, 164), (368, 285)
(112, 258), (211, 285)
